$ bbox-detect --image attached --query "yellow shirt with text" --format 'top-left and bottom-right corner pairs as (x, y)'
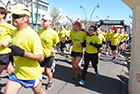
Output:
(69, 30), (86, 52)
(38, 28), (60, 57)
(12, 26), (43, 80)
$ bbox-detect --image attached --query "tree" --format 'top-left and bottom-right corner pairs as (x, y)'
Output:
(50, 7), (61, 28)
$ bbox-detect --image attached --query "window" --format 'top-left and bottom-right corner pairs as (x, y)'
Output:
(42, 5), (48, 11)
(35, 3), (41, 9)
(38, 14), (40, 19)
(34, 13), (41, 19)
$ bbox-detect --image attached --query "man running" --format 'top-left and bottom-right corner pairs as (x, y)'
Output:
(69, 22), (86, 80)
(110, 28), (120, 62)
(0, 7), (15, 75)
(4, 5), (47, 94)
(78, 25), (102, 85)
(38, 15), (60, 90)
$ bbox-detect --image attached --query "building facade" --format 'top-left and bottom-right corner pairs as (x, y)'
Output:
(0, 0), (50, 27)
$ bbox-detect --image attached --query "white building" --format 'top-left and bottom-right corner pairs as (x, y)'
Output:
(0, 0), (50, 27)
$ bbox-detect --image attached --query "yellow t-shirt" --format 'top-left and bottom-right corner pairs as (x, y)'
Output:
(0, 22), (16, 54)
(69, 30), (86, 52)
(58, 29), (68, 41)
(119, 33), (125, 42)
(38, 28), (60, 57)
(110, 32), (120, 46)
(12, 26), (43, 80)
(85, 35), (101, 54)
(98, 34), (106, 49)
(124, 34), (129, 42)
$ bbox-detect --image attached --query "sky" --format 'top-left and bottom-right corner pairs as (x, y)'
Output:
(46, 0), (132, 25)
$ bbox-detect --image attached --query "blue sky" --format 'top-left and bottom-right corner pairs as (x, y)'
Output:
(46, 0), (132, 25)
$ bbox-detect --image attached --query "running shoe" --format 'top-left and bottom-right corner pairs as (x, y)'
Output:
(66, 55), (71, 58)
(79, 79), (85, 86)
(106, 51), (108, 55)
(61, 52), (64, 55)
(95, 71), (99, 77)
(114, 58), (117, 63)
(46, 81), (53, 90)
(73, 74), (80, 80)
(112, 57), (115, 61)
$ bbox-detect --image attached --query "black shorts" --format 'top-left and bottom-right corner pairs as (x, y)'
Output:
(98, 49), (102, 53)
(0, 53), (11, 65)
(111, 45), (118, 51)
(119, 42), (123, 46)
(71, 51), (83, 58)
(39, 56), (54, 68)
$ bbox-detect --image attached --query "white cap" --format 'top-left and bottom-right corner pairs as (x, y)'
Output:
(42, 15), (52, 21)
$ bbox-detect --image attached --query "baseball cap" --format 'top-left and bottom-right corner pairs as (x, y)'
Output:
(74, 21), (81, 28)
(42, 15), (52, 21)
(6, 5), (30, 16)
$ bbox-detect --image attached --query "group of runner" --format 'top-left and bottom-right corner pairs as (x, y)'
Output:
(0, 4), (129, 94)
(54, 21), (129, 86)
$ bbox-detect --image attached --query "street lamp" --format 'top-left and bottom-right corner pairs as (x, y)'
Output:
(89, 3), (99, 22)
(80, 5), (87, 21)
(105, 16), (109, 20)
(80, 5), (87, 27)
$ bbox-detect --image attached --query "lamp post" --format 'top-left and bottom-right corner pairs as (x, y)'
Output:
(80, 5), (87, 21)
(105, 16), (109, 20)
(89, 3), (99, 23)
(80, 5), (87, 28)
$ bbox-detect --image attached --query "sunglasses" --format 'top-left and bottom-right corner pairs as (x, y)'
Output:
(89, 29), (94, 31)
(12, 14), (26, 19)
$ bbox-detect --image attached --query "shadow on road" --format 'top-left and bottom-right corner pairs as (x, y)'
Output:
(45, 64), (122, 94)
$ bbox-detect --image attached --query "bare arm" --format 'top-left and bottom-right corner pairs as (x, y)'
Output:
(24, 51), (44, 61)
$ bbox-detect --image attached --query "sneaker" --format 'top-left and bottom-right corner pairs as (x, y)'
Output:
(61, 52), (64, 55)
(119, 54), (122, 57)
(79, 79), (85, 86)
(46, 81), (53, 90)
(73, 74), (80, 80)
(112, 57), (115, 61)
(109, 50), (112, 55)
(66, 55), (71, 58)
(95, 71), (99, 76)
(114, 58), (117, 62)
(106, 52), (108, 55)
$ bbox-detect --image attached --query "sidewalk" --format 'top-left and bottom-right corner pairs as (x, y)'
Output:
(121, 46), (131, 94)
(0, 49), (128, 94)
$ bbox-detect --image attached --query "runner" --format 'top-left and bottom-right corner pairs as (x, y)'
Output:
(0, 7), (15, 75)
(96, 28), (106, 59)
(78, 25), (102, 85)
(124, 31), (129, 49)
(118, 28), (125, 56)
(110, 28), (120, 62)
(38, 15), (60, 90)
(69, 21), (86, 80)
(58, 25), (68, 55)
(105, 28), (112, 55)
(4, 5), (47, 94)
